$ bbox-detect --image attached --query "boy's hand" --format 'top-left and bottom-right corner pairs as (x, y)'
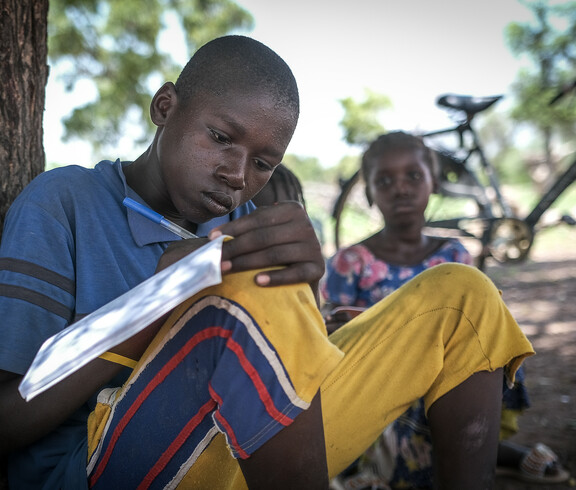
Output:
(209, 201), (324, 287)
(155, 237), (210, 273)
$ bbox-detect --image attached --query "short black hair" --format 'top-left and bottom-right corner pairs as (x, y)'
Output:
(361, 131), (440, 204)
(361, 131), (439, 182)
(175, 35), (299, 118)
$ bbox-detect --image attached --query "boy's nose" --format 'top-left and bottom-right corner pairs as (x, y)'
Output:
(217, 154), (247, 190)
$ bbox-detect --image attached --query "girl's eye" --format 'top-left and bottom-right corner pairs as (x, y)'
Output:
(409, 171), (424, 181)
(209, 128), (230, 144)
(375, 176), (392, 187)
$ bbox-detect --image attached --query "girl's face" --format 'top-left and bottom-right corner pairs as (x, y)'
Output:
(366, 148), (435, 228)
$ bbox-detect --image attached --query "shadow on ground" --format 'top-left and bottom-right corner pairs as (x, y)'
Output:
(486, 257), (576, 489)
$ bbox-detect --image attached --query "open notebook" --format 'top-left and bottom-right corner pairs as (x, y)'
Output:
(19, 236), (226, 401)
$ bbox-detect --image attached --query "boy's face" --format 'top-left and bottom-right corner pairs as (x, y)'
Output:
(367, 148), (435, 227)
(155, 87), (297, 224)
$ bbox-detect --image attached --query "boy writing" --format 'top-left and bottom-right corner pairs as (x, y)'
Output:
(0, 35), (533, 489)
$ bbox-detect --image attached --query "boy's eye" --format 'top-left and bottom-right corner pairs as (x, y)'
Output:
(254, 158), (273, 172)
(209, 128), (230, 144)
(409, 171), (423, 181)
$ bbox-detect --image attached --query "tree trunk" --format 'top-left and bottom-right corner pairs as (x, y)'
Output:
(0, 0), (49, 241)
(0, 2), (48, 487)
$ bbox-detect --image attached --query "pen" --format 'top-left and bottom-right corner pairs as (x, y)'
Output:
(123, 197), (198, 239)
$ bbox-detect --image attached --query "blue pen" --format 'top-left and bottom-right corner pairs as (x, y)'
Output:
(123, 197), (198, 239)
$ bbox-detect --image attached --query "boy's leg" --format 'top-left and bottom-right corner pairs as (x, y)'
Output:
(322, 263), (534, 488)
(86, 269), (342, 489)
(85, 263), (533, 489)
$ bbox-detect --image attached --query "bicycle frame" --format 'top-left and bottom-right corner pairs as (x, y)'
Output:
(331, 93), (576, 269)
(422, 120), (513, 220)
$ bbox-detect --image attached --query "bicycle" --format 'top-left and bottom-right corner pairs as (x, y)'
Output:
(331, 88), (576, 270)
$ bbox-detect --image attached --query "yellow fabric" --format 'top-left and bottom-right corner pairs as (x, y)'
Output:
(88, 263), (534, 489)
(88, 268), (343, 490)
(98, 351), (138, 369)
(115, 268), (344, 403)
(321, 263), (534, 475)
(86, 388), (120, 459)
(500, 408), (522, 440)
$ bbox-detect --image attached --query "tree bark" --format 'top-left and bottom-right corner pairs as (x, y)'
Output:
(0, 1), (48, 487)
(0, 0), (49, 241)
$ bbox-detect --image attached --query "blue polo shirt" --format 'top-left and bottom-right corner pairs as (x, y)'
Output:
(0, 159), (255, 489)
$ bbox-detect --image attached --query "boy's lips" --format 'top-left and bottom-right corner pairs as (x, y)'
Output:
(203, 191), (234, 214)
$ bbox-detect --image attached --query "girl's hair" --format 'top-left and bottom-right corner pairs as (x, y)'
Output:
(361, 131), (439, 182)
(252, 164), (305, 207)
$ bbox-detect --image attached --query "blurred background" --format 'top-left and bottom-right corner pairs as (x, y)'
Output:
(39, 0), (576, 257)
(1, 2), (575, 488)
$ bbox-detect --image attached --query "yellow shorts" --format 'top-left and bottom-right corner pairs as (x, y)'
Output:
(88, 263), (534, 489)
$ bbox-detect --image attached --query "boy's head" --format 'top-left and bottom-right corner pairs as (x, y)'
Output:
(146, 36), (301, 224)
(361, 131), (439, 206)
(174, 35), (299, 120)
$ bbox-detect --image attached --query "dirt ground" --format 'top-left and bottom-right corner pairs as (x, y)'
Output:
(484, 228), (576, 489)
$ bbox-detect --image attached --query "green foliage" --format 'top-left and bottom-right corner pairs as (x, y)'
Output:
(505, 1), (576, 145)
(332, 154), (362, 182)
(338, 89), (392, 147)
(475, 108), (533, 185)
(48, 0), (253, 153)
(510, 70), (576, 133)
(281, 154), (325, 183)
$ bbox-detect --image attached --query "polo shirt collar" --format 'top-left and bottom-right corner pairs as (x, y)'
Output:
(112, 160), (251, 246)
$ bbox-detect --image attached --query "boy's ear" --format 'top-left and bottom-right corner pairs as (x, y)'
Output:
(150, 82), (178, 126)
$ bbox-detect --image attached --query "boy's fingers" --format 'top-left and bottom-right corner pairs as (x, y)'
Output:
(210, 201), (305, 239)
(156, 238), (210, 272)
(209, 201), (324, 287)
(253, 262), (325, 288)
(222, 241), (323, 276)
(220, 229), (320, 262)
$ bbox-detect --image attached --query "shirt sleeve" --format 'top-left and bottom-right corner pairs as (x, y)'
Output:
(0, 194), (76, 374)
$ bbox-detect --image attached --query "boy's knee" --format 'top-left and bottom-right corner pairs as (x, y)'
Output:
(420, 262), (482, 283)
(188, 268), (319, 329)
(209, 268), (305, 304)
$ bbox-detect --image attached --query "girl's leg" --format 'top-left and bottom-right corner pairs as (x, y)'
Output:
(322, 264), (534, 489)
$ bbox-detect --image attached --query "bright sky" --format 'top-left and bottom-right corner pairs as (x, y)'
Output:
(43, 0), (534, 168)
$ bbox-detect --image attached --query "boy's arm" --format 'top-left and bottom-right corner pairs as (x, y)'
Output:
(0, 362), (122, 455)
(238, 391), (329, 489)
(0, 314), (165, 455)
(210, 201), (325, 293)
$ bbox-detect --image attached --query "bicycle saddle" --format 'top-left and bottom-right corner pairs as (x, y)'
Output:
(436, 94), (503, 115)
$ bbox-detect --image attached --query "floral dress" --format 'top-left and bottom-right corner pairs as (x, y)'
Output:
(321, 239), (473, 308)
(322, 239), (529, 489)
